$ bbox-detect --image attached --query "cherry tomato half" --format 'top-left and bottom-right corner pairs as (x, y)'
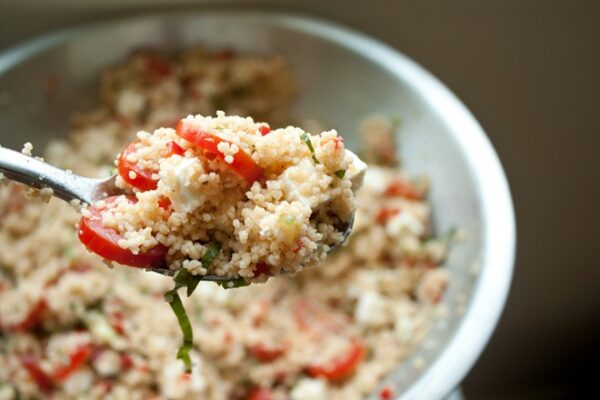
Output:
(52, 343), (93, 381)
(118, 141), (185, 191)
(176, 119), (264, 185)
(306, 340), (365, 381)
(247, 387), (272, 400)
(78, 196), (167, 268)
(248, 343), (284, 363)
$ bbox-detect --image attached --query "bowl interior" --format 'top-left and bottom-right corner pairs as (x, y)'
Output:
(0, 10), (512, 399)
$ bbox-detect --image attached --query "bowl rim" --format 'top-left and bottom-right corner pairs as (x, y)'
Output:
(0, 8), (516, 399)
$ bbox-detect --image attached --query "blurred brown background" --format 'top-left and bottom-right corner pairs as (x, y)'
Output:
(1, 0), (599, 398)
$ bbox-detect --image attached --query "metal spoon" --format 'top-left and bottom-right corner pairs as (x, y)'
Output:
(0, 146), (354, 282)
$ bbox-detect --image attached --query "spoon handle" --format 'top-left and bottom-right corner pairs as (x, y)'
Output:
(0, 146), (112, 204)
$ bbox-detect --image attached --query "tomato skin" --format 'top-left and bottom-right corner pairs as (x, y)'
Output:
(247, 387), (272, 400)
(249, 343), (284, 362)
(176, 120), (264, 185)
(383, 180), (422, 200)
(117, 142), (158, 191)
(379, 386), (395, 400)
(306, 340), (365, 381)
(78, 196), (167, 268)
(118, 141), (185, 191)
(53, 343), (93, 381)
(120, 353), (134, 370)
(165, 141), (185, 157)
(7, 298), (47, 332)
(141, 52), (172, 78)
(375, 207), (401, 223)
(20, 354), (54, 393)
(258, 124), (271, 136)
(253, 262), (272, 277)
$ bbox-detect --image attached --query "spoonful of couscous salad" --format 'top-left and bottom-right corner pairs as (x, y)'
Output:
(0, 112), (366, 286)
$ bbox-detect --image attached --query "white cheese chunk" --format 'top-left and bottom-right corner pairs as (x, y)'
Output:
(291, 378), (328, 400)
(279, 159), (322, 208)
(362, 166), (390, 193)
(385, 211), (425, 237)
(345, 149), (368, 191)
(355, 291), (389, 327)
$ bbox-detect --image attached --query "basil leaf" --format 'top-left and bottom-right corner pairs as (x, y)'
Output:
(173, 269), (199, 297)
(164, 289), (194, 372)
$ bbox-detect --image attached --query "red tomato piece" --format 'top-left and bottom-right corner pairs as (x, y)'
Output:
(78, 196), (167, 268)
(165, 141), (185, 157)
(383, 180), (422, 200)
(118, 141), (185, 191)
(247, 387), (272, 400)
(142, 53), (172, 78)
(157, 196), (172, 211)
(249, 343), (284, 362)
(375, 207), (401, 223)
(379, 386), (395, 400)
(53, 343), (93, 381)
(108, 312), (126, 335)
(258, 124), (271, 136)
(253, 262), (272, 277)
(176, 120), (264, 185)
(120, 353), (134, 370)
(20, 354), (54, 393)
(117, 142), (158, 191)
(306, 340), (365, 381)
(8, 298), (47, 332)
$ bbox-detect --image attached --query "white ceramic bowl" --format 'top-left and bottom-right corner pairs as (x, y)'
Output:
(0, 9), (515, 399)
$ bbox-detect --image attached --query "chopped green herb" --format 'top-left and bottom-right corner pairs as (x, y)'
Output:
(201, 242), (221, 269)
(164, 289), (193, 372)
(172, 243), (220, 296)
(217, 278), (250, 289)
(173, 269), (198, 297)
(165, 242), (221, 370)
(300, 133), (320, 164)
(335, 169), (346, 178)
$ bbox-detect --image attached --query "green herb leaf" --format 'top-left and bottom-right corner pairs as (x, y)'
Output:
(164, 289), (194, 372)
(335, 169), (346, 178)
(201, 242), (221, 269)
(173, 269), (198, 297)
(173, 243), (221, 296)
(217, 277), (250, 289)
(300, 133), (320, 164)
